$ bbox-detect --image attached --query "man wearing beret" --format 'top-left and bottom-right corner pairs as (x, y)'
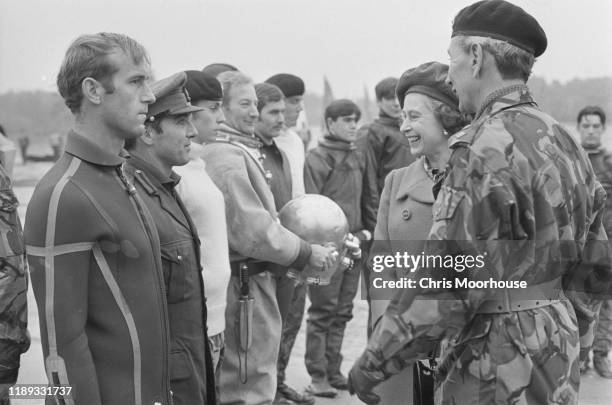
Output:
(184, 70), (227, 144)
(349, 1), (612, 404)
(263, 74), (315, 405)
(265, 73), (307, 198)
(124, 71), (215, 405)
(266, 73), (311, 154)
(175, 70), (231, 403)
(25, 33), (172, 404)
(202, 71), (336, 405)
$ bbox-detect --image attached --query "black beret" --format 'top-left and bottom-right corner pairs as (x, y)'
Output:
(452, 0), (547, 57)
(265, 73), (305, 98)
(201, 63), (238, 78)
(184, 70), (223, 103)
(396, 62), (458, 109)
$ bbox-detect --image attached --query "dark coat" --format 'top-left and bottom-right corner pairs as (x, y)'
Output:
(125, 154), (215, 405)
(304, 136), (375, 233)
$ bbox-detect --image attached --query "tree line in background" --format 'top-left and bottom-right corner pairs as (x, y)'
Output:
(1, 76), (610, 142)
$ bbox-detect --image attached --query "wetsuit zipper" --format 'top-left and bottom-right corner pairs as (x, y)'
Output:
(117, 166), (172, 405)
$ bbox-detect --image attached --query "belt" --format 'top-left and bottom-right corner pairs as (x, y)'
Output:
(476, 279), (565, 314)
(230, 260), (272, 277)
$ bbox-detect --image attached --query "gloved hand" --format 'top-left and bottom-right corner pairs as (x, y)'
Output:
(343, 233), (362, 260)
(348, 351), (385, 405)
(353, 229), (372, 242)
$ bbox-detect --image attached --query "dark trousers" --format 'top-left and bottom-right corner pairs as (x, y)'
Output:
(275, 274), (308, 384)
(305, 260), (361, 381)
(275, 270), (295, 324)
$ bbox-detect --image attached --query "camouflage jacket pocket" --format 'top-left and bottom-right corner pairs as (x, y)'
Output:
(432, 186), (465, 221)
(0, 254), (28, 346)
(0, 187), (24, 257)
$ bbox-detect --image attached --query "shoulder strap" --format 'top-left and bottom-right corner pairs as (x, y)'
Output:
(448, 123), (478, 150)
(133, 169), (158, 195)
(210, 138), (269, 180)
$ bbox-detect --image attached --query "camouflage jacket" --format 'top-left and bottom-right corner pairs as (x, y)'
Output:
(361, 85), (611, 404)
(0, 162), (29, 386)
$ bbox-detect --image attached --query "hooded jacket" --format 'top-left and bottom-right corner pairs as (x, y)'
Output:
(304, 135), (375, 233)
(203, 123), (311, 268)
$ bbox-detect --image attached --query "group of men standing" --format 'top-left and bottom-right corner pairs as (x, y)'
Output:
(16, 32), (337, 404)
(5, 29), (387, 405)
(0, 27), (415, 404)
(1, 0), (612, 405)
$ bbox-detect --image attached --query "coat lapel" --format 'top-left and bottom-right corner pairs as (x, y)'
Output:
(394, 158), (435, 204)
(157, 186), (191, 232)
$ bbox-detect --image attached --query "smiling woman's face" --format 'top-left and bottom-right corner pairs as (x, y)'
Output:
(400, 93), (447, 159)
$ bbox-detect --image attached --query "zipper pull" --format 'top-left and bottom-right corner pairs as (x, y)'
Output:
(116, 164), (137, 196)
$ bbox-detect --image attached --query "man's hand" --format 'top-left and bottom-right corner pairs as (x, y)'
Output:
(348, 351), (384, 405)
(353, 229), (372, 242)
(308, 244), (337, 271)
(343, 233), (362, 260)
(291, 244), (338, 285)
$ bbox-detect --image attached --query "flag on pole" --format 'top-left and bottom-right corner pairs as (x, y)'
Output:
(362, 83), (373, 123)
(323, 75), (334, 105)
(321, 75), (335, 130)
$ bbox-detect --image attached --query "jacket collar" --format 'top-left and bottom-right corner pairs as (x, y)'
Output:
(254, 133), (279, 149)
(216, 123), (262, 148)
(376, 111), (401, 129)
(64, 131), (125, 167)
(128, 153), (180, 189)
(319, 134), (356, 151)
(475, 84), (536, 120)
(128, 153), (190, 231)
(583, 145), (605, 156)
(395, 157), (435, 204)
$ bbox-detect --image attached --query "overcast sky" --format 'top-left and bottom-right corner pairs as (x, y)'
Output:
(1, 0), (611, 98)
